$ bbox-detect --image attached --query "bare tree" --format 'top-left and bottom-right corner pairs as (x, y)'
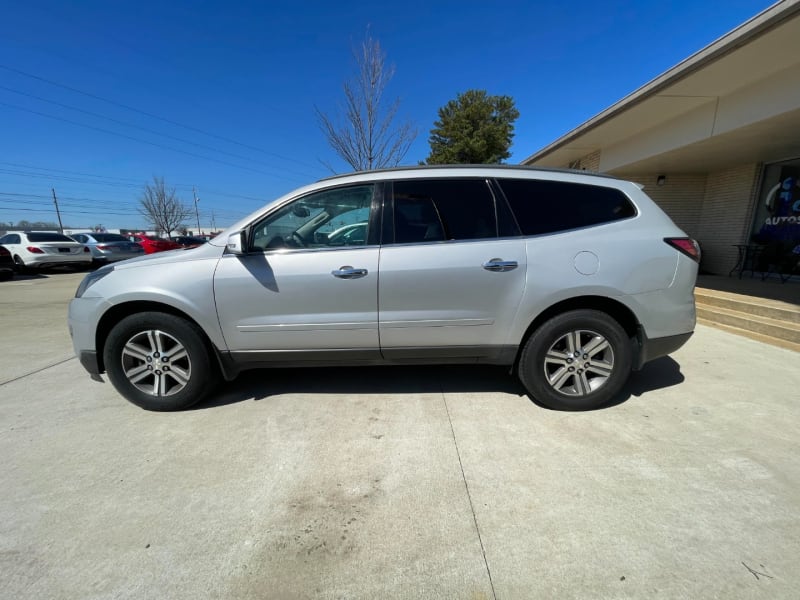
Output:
(315, 31), (417, 172)
(139, 176), (191, 238)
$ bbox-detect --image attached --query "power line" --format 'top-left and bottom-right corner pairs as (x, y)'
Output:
(0, 193), (248, 221)
(0, 163), (269, 203)
(0, 101), (308, 183)
(0, 189), (254, 220)
(0, 85), (319, 180)
(0, 161), (145, 185)
(0, 197), (247, 222)
(0, 63), (322, 171)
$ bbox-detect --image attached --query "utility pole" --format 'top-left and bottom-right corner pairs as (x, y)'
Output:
(52, 188), (64, 233)
(193, 187), (201, 234)
(211, 210), (216, 232)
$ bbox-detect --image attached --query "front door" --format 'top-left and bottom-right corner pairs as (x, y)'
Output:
(214, 183), (381, 361)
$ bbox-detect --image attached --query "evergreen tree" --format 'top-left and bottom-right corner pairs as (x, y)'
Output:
(426, 90), (519, 164)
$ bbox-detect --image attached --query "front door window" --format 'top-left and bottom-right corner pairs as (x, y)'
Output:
(251, 185), (374, 251)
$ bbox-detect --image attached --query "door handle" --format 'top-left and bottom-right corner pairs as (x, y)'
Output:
(482, 259), (518, 272)
(332, 265), (368, 279)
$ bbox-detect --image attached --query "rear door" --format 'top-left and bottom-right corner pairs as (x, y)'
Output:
(378, 178), (527, 360)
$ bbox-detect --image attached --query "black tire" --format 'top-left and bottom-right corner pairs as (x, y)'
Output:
(103, 311), (219, 411)
(518, 309), (632, 411)
(13, 256), (27, 274)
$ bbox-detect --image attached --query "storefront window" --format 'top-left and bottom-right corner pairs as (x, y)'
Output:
(751, 159), (800, 246)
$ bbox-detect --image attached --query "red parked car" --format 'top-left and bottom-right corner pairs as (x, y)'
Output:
(126, 234), (182, 254)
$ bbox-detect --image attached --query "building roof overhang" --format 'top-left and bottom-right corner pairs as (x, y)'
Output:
(522, 0), (800, 173)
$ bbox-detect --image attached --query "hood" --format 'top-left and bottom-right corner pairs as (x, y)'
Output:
(111, 241), (224, 269)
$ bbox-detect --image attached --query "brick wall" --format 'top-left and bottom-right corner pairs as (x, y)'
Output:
(697, 163), (760, 275)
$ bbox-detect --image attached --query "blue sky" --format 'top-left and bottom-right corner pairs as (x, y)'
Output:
(0, 0), (776, 231)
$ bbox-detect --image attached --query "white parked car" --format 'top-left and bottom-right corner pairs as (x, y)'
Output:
(0, 231), (92, 272)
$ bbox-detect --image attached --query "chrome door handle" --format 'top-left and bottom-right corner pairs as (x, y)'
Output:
(332, 265), (368, 279)
(482, 259), (518, 272)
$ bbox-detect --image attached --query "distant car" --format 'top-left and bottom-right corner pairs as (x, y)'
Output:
(0, 231), (92, 272)
(70, 232), (145, 265)
(0, 245), (14, 280)
(126, 234), (182, 254)
(173, 236), (208, 249)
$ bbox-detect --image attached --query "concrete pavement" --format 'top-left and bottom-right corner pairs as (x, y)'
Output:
(1, 271), (798, 598)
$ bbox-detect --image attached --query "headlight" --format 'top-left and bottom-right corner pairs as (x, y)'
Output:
(75, 266), (114, 298)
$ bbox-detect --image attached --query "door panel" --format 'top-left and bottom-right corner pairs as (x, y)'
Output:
(378, 239), (527, 353)
(214, 248), (380, 353)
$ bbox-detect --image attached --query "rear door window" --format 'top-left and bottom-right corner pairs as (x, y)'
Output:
(497, 178), (636, 235)
(390, 178), (499, 243)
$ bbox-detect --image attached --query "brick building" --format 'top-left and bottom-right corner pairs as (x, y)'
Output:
(522, 0), (800, 276)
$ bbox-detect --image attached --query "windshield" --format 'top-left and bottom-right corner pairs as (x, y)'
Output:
(28, 232), (75, 242)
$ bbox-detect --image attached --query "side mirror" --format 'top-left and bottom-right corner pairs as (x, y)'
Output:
(226, 231), (247, 255)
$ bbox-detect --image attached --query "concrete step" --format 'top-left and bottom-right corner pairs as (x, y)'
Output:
(697, 318), (800, 353)
(694, 288), (800, 324)
(696, 304), (800, 346)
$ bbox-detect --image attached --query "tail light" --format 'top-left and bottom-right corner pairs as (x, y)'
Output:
(665, 237), (701, 262)
(83, 246), (91, 253)
(26, 246), (45, 254)
(0, 246), (9, 256)
(96, 244), (110, 250)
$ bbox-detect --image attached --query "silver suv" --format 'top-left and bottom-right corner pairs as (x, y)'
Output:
(68, 166), (699, 411)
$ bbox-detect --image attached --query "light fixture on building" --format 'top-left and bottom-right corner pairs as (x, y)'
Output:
(656, 175), (667, 186)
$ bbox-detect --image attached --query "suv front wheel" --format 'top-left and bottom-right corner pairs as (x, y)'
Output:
(519, 309), (632, 411)
(104, 312), (218, 411)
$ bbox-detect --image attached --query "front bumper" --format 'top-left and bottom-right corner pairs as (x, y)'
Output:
(78, 350), (102, 376)
(68, 295), (110, 374)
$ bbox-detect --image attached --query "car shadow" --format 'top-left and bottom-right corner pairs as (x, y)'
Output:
(192, 356), (685, 412)
(5, 272), (49, 281)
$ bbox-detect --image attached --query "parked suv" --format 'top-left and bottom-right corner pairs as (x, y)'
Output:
(69, 166), (699, 411)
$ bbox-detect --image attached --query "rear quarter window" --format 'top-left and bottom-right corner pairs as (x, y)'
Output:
(497, 178), (637, 236)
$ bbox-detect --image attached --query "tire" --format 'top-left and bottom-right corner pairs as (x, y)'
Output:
(13, 256), (27, 274)
(518, 309), (632, 411)
(103, 311), (219, 411)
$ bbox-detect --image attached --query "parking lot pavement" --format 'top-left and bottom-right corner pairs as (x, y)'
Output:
(0, 270), (85, 384)
(1, 272), (799, 599)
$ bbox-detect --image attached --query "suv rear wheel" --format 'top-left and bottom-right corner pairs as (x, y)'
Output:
(519, 309), (632, 411)
(104, 312), (218, 411)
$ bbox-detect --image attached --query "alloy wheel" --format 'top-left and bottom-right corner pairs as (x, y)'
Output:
(543, 329), (615, 397)
(121, 329), (192, 397)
